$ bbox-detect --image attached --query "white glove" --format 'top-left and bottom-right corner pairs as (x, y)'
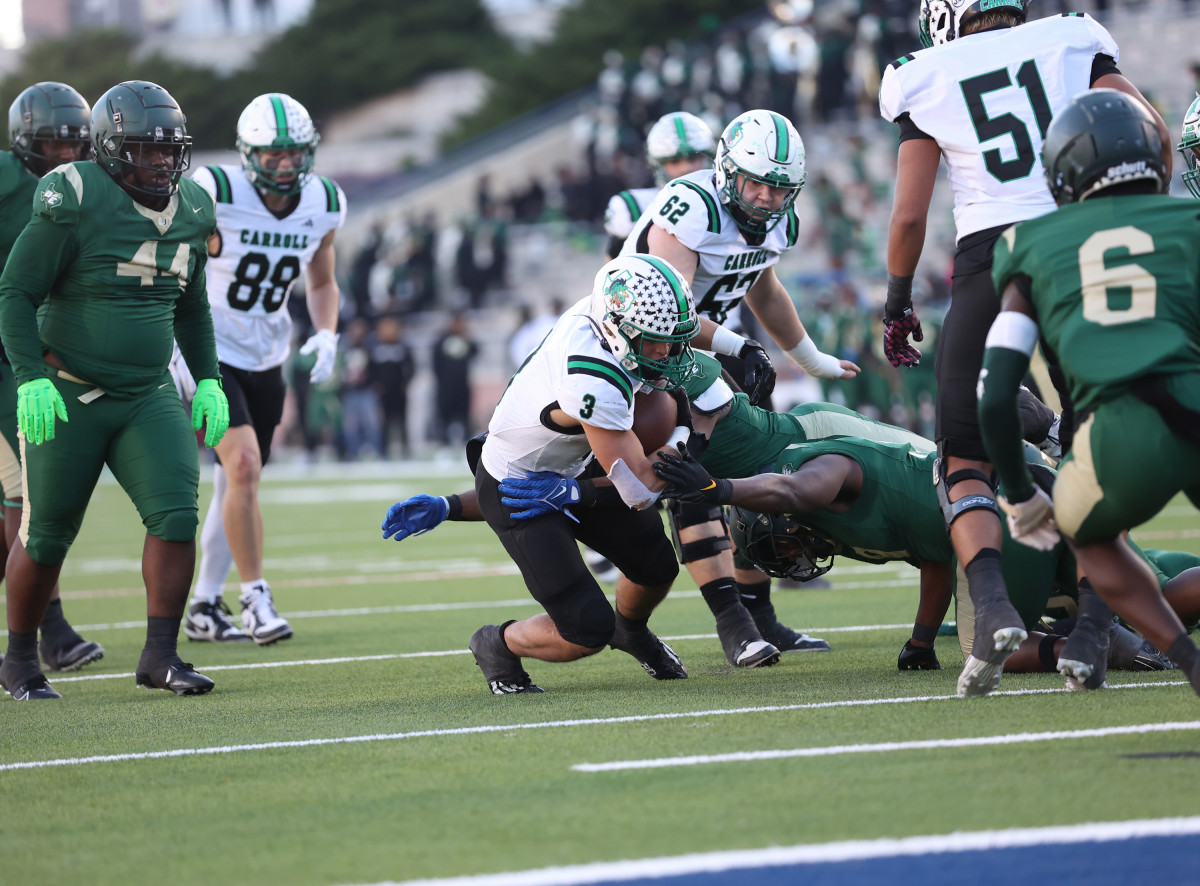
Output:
(167, 340), (197, 402)
(300, 328), (339, 385)
(998, 487), (1059, 551)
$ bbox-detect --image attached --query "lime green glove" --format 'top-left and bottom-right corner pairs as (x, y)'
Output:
(17, 378), (68, 446)
(191, 378), (229, 448)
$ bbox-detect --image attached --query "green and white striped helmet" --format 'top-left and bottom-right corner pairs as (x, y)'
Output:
(236, 93), (319, 194)
(589, 254), (699, 386)
(645, 111), (716, 185)
(714, 109), (805, 233)
(1178, 94), (1200, 198)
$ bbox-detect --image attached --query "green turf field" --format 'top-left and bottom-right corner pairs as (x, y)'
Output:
(2, 466), (1198, 886)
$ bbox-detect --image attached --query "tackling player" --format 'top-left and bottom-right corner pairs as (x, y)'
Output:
(0, 81), (102, 675)
(0, 80), (229, 700)
(181, 93), (345, 647)
(878, 0), (1169, 695)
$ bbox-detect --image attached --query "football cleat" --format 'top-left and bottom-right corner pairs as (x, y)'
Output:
(897, 640), (942, 671)
(957, 595), (1027, 697)
(0, 657), (61, 700)
(135, 656), (214, 696)
(184, 598), (250, 643)
(469, 624), (543, 695)
(239, 582), (293, 646)
(730, 639), (781, 668)
(1129, 641), (1177, 671)
(717, 606), (781, 668)
(39, 637), (105, 672)
(749, 606), (831, 653)
(610, 614), (687, 680)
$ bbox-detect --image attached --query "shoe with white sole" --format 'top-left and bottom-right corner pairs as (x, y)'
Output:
(239, 582), (293, 646)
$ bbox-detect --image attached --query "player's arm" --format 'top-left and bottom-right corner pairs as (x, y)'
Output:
(645, 223), (700, 283)
(585, 423), (676, 511)
(744, 267), (859, 379)
(173, 250), (220, 383)
(1091, 72), (1171, 178)
(306, 229), (340, 333)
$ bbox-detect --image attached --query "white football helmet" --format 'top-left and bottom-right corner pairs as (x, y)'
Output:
(589, 254), (699, 387)
(918, 0), (1028, 48)
(645, 111), (717, 185)
(714, 109), (805, 233)
(1179, 94), (1200, 198)
(236, 93), (319, 194)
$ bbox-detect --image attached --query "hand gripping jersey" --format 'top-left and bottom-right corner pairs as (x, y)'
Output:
(991, 194), (1200, 414)
(481, 296), (647, 480)
(0, 161), (218, 398)
(620, 170), (800, 325)
(192, 164), (346, 371)
(603, 186), (660, 243)
(879, 13), (1118, 240)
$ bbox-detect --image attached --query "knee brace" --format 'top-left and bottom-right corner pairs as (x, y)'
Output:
(147, 507), (199, 544)
(933, 453), (1000, 530)
(668, 499), (732, 564)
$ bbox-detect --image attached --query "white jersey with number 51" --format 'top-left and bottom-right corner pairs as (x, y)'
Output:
(191, 163), (346, 371)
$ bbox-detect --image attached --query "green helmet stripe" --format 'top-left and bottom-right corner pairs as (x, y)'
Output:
(673, 115), (691, 152)
(639, 255), (691, 323)
(270, 95), (288, 139)
(769, 112), (790, 163)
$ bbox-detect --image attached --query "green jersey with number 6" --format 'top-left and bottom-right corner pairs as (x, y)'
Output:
(0, 160), (219, 399)
(192, 163), (345, 371)
(991, 194), (1200, 414)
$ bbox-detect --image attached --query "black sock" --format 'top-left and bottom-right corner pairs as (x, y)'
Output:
(143, 616), (182, 659)
(738, 579), (772, 613)
(4, 630), (38, 664)
(1038, 634), (1061, 672)
(700, 579), (742, 618)
(39, 599), (79, 646)
(1167, 633), (1200, 686)
(614, 609), (649, 632)
(964, 548), (1006, 607)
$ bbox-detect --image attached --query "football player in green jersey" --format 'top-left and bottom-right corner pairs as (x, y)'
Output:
(0, 81), (229, 700)
(979, 88), (1200, 699)
(0, 81), (103, 675)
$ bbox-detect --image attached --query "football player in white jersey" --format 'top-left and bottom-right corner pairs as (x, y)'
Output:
(460, 254), (704, 693)
(182, 93), (346, 645)
(602, 111), (717, 260)
(621, 109), (857, 663)
(878, 0), (1169, 696)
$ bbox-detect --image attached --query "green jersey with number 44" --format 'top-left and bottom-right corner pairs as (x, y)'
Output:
(0, 160), (219, 398)
(992, 194), (1200, 414)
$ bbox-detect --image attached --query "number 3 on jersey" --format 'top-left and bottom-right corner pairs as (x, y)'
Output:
(227, 252), (302, 313)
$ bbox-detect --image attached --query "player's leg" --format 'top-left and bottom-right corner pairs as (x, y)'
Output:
(666, 499), (779, 667)
(109, 388), (213, 695)
(184, 462), (248, 641)
(936, 257), (1024, 696)
(735, 561), (830, 653)
(0, 379), (108, 699)
(0, 369), (102, 671)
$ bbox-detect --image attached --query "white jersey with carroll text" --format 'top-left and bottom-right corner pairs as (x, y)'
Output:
(879, 13), (1118, 240)
(191, 164), (347, 371)
(619, 170), (799, 326)
(481, 296), (648, 481)
(603, 186), (660, 242)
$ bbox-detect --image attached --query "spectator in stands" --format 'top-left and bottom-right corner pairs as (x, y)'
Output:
(371, 315), (416, 459)
(432, 311), (478, 448)
(341, 318), (383, 460)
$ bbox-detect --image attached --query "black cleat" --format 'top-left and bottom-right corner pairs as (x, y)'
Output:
(757, 619), (830, 653)
(135, 656), (215, 696)
(1130, 641), (1177, 671)
(40, 637), (105, 672)
(717, 606), (780, 668)
(0, 657), (61, 700)
(1058, 590), (1113, 691)
(469, 624), (543, 695)
(610, 614), (687, 679)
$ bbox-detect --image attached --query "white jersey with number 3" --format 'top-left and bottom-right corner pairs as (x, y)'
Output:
(879, 13), (1119, 240)
(191, 164), (347, 371)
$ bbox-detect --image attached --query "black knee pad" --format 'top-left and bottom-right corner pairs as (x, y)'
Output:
(544, 582), (615, 649)
(933, 451), (1000, 531)
(667, 499), (732, 564)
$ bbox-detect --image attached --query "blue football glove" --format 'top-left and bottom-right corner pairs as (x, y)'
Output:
(382, 494), (449, 541)
(499, 472), (581, 522)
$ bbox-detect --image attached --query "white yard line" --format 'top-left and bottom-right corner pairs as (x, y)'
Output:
(571, 721), (1200, 771)
(336, 817), (1200, 886)
(0, 680), (1185, 773)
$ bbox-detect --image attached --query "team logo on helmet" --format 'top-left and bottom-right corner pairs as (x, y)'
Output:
(725, 122), (745, 147)
(605, 270), (635, 311)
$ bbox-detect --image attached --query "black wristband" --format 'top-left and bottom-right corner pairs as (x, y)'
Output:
(884, 274), (914, 320)
(911, 622), (939, 645)
(713, 478), (733, 505)
(446, 494), (464, 521)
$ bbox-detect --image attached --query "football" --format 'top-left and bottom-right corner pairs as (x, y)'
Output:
(632, 387), (675, 455)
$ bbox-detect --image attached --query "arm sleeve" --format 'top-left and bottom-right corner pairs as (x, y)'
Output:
(896, 113), (935, 143)
(0, 181), (80, 385)
(978, 344), (1037, 503)
(1089, 53), (1121, 84)
(173, 249), (221, 382)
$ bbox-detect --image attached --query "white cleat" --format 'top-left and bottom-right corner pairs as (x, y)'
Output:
(957, 626), (1027, 697)
(239, 582), (293, 646)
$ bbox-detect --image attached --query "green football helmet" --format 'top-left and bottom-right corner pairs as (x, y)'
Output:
(588, 254), (700, 387)
(91, 80), (191, 201)
(714, 109), (805, 233)
(236, 93), (319, 195)
(1042, 88), (1166, 206)
(7, 81), (91, 177)
(1178, 94), (1200, 198)
(728, 506), (835, 582)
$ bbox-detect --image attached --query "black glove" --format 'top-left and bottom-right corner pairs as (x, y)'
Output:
(652, 444), (732, 504)
(738, 340), (776, 406)
(897, 640), (942, 671)
(666, 386), (693, 433)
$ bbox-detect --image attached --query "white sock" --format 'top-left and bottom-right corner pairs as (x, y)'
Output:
(193, 464), (234, 604)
